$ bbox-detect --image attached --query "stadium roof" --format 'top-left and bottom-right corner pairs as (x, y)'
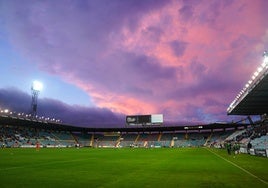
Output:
(227, 53), (268, 115)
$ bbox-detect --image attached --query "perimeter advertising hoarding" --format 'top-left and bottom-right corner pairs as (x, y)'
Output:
(126, 114), (163, 126)
(254, 149), (267, 157)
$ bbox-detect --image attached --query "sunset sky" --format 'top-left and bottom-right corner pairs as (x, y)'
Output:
(0, 0), (268, 127)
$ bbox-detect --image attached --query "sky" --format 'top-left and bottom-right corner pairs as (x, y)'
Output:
(0, 0), (268, 127)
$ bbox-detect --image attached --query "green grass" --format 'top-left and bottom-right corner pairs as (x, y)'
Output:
(0, 147), (267, 188)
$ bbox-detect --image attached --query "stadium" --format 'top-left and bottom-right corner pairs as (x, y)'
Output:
(0, 55), (268, 187)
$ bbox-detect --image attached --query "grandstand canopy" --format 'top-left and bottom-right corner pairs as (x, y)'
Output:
(227, 63), (268, 115)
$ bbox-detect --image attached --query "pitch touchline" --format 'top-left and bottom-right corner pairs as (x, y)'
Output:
(206, 148), (268, 186)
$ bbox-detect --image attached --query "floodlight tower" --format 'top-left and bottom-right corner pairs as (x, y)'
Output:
(31, 81), (43, 118)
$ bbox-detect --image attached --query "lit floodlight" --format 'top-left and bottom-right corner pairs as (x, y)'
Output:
(264, 56), (268, 64)
(32, 81), (43, 91)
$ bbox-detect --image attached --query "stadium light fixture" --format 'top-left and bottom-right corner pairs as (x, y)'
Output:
(227, 51), (268, 114)
(32, 81), (43, 92)
(257, 66), (263, 73)
(264, 57), (268, 63)
(261, 61), (266, 68)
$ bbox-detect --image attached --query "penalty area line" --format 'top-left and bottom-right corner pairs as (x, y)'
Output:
(206, 148), (268, 186)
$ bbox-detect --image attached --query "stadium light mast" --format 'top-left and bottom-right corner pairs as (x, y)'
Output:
(31, 81), (43, 118)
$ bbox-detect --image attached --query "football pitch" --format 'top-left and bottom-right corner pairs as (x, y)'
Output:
(0, 148), (267, 188)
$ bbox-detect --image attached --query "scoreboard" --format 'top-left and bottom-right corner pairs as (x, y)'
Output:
(126, 114), (163, 126)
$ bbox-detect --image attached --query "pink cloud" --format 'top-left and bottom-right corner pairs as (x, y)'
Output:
(1, 0), (268, 124)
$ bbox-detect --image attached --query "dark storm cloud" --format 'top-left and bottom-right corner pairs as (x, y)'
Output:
(0, 87), (31, 113)
(0, 88), (124, 127)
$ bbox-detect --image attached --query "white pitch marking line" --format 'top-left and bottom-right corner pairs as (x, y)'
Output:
(206, 148), (268, 186)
